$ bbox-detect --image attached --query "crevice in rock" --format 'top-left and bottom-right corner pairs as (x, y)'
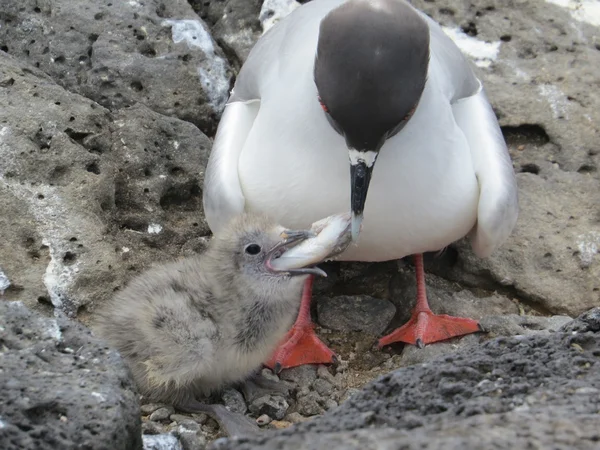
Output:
(501, 124), (550, 147)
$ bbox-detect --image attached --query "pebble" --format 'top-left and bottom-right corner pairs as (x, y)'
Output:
(256, 414), (272, 426)
(284, 412), (310, 423)
(222, 387), (247, 414)
(312, 378), (334, 396)
(149, 406), (175, 422)
(141, 403), (167, 415)
(270, 420), (292, 429)
(249, 395), (290, 420)
(280, 365), (318, 386)
(317, 365), (340, 387)
(177, 432), (206, 450)
(296, 392), (325, 416)
(142, 433), (183, 450)
(322, 398), (338, 410)
(317, 295), (396, 335)
(142, 420), (166, 435)
(191, 413), (208, 424)
(340, 388), (361, 402)
(175, 419), (201, 433)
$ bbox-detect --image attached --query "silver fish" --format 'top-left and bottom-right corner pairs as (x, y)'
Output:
(270, 213), (352, 273)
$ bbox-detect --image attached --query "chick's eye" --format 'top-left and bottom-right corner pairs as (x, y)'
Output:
(244, 244), (262, 255)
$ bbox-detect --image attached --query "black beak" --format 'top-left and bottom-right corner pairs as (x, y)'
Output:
(350, 160), (374, 241)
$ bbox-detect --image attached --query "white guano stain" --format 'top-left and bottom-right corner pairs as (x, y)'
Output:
(545, 0), (600, 27)
(0, 267), (10, 295)
(441, 26), (501, 68)
(537, 84), (569, 119)
(162, 19), (229, 113)
(577, 231), (600, 267)
(147, 223), (163, 234)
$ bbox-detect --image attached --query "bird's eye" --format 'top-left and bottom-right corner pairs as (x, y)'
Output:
(244, 244), (262, 255)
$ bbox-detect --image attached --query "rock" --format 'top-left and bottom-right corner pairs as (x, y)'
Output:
(149, 407), (175, 422)
(480, 314), (573, 337)
(0, 0), (232, 134)
(143, 434), (183, 450)
(560, 307), (600, 334)
(222, 388), (247, 414)
(208, 309), (600, 450)
(256, 415), (272, 426)
(0, 301), (141, 450)
(296, 392), (325, 417)
(0, 51), (212, 317)
(248, 396), (289, 421)
(142, 420), (166, 435)
(190, 0), (263, 65)
(141, 404), (167, 416)
(316, 365), (340, 388)
(279, 365), (318, 387)
(284, 412), (310, 424)
(269, 420), (292, 430)
(317, 295), (396, 335)
(311, 379), (334, 397)
(322, 399), (338, 411)
(176, 429), (206, 450)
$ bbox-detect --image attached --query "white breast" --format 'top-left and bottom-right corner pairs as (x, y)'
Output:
(238, 79), (479, 262)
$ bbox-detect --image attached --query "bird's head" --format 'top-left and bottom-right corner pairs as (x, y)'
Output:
(314, 0), (430, 241)
(210, 214), (327, 292)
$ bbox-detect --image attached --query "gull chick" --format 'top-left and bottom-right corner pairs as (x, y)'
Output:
(95, 213), (349, 435)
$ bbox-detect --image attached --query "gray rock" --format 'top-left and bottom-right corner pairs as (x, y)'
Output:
(317, 295), (396, 335)
(141, 404), (167, 416)
(296, 392), (325, 417)
(208, 309), (600, 450)
(142, 420), (166, 435)
(0, 0), (232, 134)
(284, 412), (310, 424)
(0, 51), (212, 317)
(311, 379), (334, 397)
(221, 388), (247, 414)
(480, 314), (574, 337)
(560, 307), (600, 334)
(143, 434), (183, 450)
(316, 365), (340, 388)
(149, 407), (175, 422)
(248, 395), (289, 421)
(279, 365), (318, 387)
(0, 301), (141, 450)
(176, 429), (206, 450)
(190, 0), (263, 65)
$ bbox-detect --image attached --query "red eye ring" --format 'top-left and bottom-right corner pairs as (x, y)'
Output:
(318, 96), (329, 113)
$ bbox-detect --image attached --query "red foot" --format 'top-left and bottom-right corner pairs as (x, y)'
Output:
(377, 309), (481, 348)
(264, 324), (336, 372)
(263, 275), (336, 373)
(378, 253), (482, 349)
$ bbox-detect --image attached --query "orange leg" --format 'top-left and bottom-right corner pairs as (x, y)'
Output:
(378, 254), (482, 348)
(264, 276), (336, 373)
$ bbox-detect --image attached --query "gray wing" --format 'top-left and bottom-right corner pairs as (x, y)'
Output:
(420, 10), (518, 257)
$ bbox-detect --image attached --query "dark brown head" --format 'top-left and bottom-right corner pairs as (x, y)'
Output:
(314, 0), (430, 239)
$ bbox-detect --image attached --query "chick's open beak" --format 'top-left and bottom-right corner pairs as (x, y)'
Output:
(266, 229), (327, 277)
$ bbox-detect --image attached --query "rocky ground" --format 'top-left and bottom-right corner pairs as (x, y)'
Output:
(0, 0), (599, 449)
